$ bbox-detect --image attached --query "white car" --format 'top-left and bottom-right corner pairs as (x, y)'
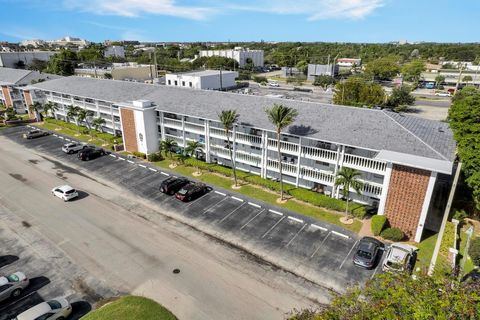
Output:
(435, 92), (451, 97)
(62, 142), (87, 154)
(15, 297), (72, 320)
(51, 185), (79, 201)
(382, 243), (418, 273)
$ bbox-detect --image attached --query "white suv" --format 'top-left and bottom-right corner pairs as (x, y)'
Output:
(62, 142), (87, 154)
(382, 243), (417, 273)
(52, 185), (79, 201)
(15, 298), (72, 320)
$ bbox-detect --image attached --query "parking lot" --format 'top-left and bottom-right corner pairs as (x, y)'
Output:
(0, 200), (114, 319)
(1, 126), (384, 293)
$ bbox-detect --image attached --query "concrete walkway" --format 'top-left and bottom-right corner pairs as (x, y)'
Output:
(358, 217), (373, 238)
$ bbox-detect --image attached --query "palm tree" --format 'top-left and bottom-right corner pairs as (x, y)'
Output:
(160, 138), (178, 159)
(186, 140), (203, 174)
(28, 101), (43, 121)
(218, 110), (240, 187)
(265, 104), (298, 200)
(463, 75), (473, 86)
(66, 105), (79, 125)
(43, 102), (59, 119)
(92, 117), (106, 133)
(77, 109), (94, 129)
(334, 167), (364, 220)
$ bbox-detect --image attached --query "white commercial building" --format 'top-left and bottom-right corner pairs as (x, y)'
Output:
(336, 58), (362, 67)
(46, 36), (89, 47)
(199, 48), (264, 67)
(165, 70), (238, 90)
(104, 46), (125, 58)
(0, 51), (56, 69)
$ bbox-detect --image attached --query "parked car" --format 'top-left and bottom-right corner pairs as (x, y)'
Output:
(175, 182), (208, 202)
(23, 130), (49, 139)
(77, 147), (105, 161)
(353, 237), (384, 269)
(15, 297), (72, 320)
(62, 142), (87, 154)
(435, 91), (451, 97)
(382, 243), (417, 273)
(0, 271), (29, 302)
(51, 185), (79, 201)
(159, 177), (190, 195)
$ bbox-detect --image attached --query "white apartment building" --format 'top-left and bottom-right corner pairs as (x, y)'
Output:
(199, 47), (264, 67)
(24, 77), (456, 242)
(166, 70), (238, 90)
(46, 36), (90, 47)
(336, 58), (362, 67)
(104, 46), (125, 58)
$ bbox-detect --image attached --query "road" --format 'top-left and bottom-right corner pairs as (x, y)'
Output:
(0, 133), (322, 319)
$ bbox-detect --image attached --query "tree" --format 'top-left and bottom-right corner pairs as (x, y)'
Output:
(28, 101), (43, 121)
(435, 74), (445, 88)
(386, 85), (416, 111)
(463, 75), (473, 85)
(218, 110), (240, 187)
(28, 58), (48, 72)
(333, 77), (385, 107)
(265, 104), (298, 200)
(334, 167), (363, 220)
(296, 60), (308, 75)
(42, 102), (59, 119)
(160, 138), (178, 159)
(104, 73), (112, 79)
(46, 49), (78, 76)
(92, 117), (106, 133)
(401, 59), (426, 83)
(66, 105), (80, 125)
(313, 75), (336, 89)
(77, 109), (94, 129)
(288, 272), (480, 320)
(364, 56), (400, 80)
(186, 140), (203, 174)
(244, 57), (254, 71)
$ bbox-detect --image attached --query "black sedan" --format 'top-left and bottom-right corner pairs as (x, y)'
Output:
(159, 177), (190, 195)
(353, 237), (384, 269)
(175, 182), (208, 202)
(77, 147), (105, 161)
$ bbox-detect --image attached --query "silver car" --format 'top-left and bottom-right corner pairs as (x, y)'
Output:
(62, 142), (87, 154)
(0, 271), (29, 302)
(23, 130), (49, 139)
(382, 243), (418, 273)
(15, 297), (72, 320)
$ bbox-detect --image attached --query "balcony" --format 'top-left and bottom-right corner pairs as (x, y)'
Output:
(163, 118), (183, 130)
(164, 133), (184, 147)
(235, 132), (262, 145)
(184, 121), (205, 134)
(267, 159), (297, 176)
(300, 167), (335, 185)
(362, 182), (383, 196)
(210, 145), (230, 158)
(302, 145), (337, 164)
(343, 153), (387, 174)
(235, 150), (262, 167)
(267, 138), (299, 154)
(209, 127), (230, 140)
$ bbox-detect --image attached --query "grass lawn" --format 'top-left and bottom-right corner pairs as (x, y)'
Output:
(153, 159), (362, 233)
(34, 122), (115, 150)
(81, 296), (176, 320)
(414, 231), (438, 274)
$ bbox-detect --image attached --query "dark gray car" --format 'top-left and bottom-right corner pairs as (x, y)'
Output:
(353, 237), (384, 269)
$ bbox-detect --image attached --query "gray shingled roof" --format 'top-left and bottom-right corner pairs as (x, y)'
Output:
(0, 67), (61, 86)
(31, 76), (456, 161)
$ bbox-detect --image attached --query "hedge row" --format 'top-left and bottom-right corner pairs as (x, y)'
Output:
(180, 157), (367, 217)
(371, 215), (387, 236)
(45, 118), (122, 144)
(439, 221), (456, 258)
(380, 227), (404, 241)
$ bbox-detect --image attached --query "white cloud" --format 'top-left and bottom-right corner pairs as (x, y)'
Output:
(227, 0), (384, 20)
(63, 0), (214, 20)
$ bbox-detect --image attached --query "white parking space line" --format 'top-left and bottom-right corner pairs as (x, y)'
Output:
(65, 138), (70, 141)
(127, 160), (134, 164)
(59, 136), (64, 139)
(118, 157), (126, 161)
(310, 224), (328, 232)
(261, 216), (286, 238)
(149, 168), (157, 172)
(248, 202), (261, 208)
(160, 172), (169, 176)
(310, 232), (331, 258)
(214, 191), (227, 196)
(331, 230), (349, 239)
(285, 223), (307, 248)
(109, 154), (117, 158)
(139, 164), (147, 168)
(287, 216), (303, 224)
(339, 240), (358, 270)
(269, 209), (283, 216)
(240, 209), (265, 230)
(218, 202), (246, 223)
(53, 134), (58, 137)
(202, 196), (229, 212)
(231, 196), (244, 202)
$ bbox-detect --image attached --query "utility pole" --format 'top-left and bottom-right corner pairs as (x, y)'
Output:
(219, 66), (223, 91)
(473, 56), (479, 88)
(455, 63), (465, 94)
(149, 52), (153, 82)
(154, 50), (158, 79)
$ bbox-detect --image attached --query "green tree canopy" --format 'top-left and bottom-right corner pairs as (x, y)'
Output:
(386, 85), (416, 111)
(333, 77), (385, 107)
(46, 49), (78, 76)
(313, 75), (336, 89)
(78, 44), (105, 62)
(364, 56), (400, 80)
(401, 59), (426, 82)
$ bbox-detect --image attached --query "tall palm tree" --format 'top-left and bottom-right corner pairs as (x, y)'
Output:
(43, 102), (59, 119)
(160, 138), (178, 159)
(77, 109), (95, 129)
(218, 110), (240, 187)
(66, 105), (80, 125)
(28, 101), (43, 121)
(92, 117), (106, 133)
(186, 140), (203, 173)
(334, 167), (364, 220)
(265, 104), (298, 200)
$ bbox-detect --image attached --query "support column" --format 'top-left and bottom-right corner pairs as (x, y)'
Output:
(260, 131), (268, 178)
(414, 171), (437, 242)
(159, 112), (166, 141)
(335, 145), (345, 199)
(378, 162), (393, 215)
(295, 138), (302, 187)
(181, 116), (186, 149)
(232, 125), (237, 168)
(205, 120), (211, 163)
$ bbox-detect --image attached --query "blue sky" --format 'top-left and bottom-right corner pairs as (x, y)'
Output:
(0, 0), (479, 43)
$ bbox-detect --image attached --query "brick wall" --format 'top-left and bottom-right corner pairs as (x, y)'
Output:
(384, 164), (431, 240)
(1, 86), (12, 107)
(120, 108), (138, 152)
(23, 90), (34, 118)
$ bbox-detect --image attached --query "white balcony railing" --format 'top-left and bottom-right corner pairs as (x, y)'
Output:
(210, 145), (230, 158)
(267, 159), (297, 175)
(235, 150), (262, 167)
(163, 118), (183, 130)
(267, 138), (299, 154)
(343, 153), (387, 173)
(235, 132), (262, 145)
(302, 146), (337, 163)
(300, 167), (335, 185)
(209, 127), (231, 140)
(184, 121), (205, 134)
(363, 183), (383, 196)
(164, 134), (184, 147)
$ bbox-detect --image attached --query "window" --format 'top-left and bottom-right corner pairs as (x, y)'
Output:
(0, 284), (12, 292)
(174, 80), (178, 86)
(182, 81), (185, 87)
(189, 82), (193, 87)
(35, 313), (55, 320)
(113, 116), (120, 122)
(168, 80), (171, 85)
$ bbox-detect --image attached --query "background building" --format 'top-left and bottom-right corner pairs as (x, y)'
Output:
(307, 64), (338, 81)
(336, 58), (362, 67)
(46, 36), (89, 47)
(0, 51), (56, 69)
(199, 47), (264, 67)
(104, 46), (125, 58)
(165, 70), (238, 90)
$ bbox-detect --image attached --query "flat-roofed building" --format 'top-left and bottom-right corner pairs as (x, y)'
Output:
(199, 48), (264, 67)
(27, 76), (456, 242)
(166, 70), (238, 90)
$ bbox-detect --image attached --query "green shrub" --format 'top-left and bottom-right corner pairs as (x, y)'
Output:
(253, 75), (267, 83)
(371, 215), (387, 236)
(147, 152), (164, 162)
(380, 227), (404, 241)
(469, 237), (480, 266)
(453, 210), (468, 221)
(439, 221), (456, 258)
(132, 151), (146, 159)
